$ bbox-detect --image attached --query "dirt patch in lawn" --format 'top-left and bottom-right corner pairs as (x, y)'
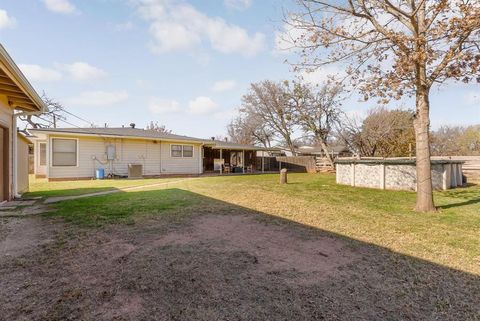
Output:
(1, 212), (479, 321)
(153, 214), (354, 285)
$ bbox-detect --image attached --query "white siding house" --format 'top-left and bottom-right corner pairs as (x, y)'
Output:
(29, 128), (205, 180)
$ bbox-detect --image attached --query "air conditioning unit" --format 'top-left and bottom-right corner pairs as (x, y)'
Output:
(128, 164), (143, 179)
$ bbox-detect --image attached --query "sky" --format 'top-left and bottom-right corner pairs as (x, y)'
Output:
(0, 0), (479, 139)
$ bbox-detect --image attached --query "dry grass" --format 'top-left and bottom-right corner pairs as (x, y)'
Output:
(1, 173), (479, 320)
(45, 173), (480, 275)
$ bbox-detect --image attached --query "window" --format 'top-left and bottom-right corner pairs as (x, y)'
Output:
(39, 143), (47, 166)
(183, 145), (193, 157)
(171, 145), (183, 157)
(171, 144), (193, 158)
(52, 138), (77, 166)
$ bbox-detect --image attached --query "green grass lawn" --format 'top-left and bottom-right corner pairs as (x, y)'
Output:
(32, 173), (480, 275)
(26, 175), (187, 198)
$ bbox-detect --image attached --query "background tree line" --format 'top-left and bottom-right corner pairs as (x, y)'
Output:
(227, 81), (480, 160)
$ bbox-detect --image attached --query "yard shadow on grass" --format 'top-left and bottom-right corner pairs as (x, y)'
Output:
(438, 197), (480, 209)
(1, 188), (479, 321)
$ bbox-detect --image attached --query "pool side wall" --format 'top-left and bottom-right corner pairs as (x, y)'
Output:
(336, 161), (463, 191)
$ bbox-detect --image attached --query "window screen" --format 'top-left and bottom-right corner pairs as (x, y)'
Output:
(52, 139), (77, 166)
(171, 145), (183, 157)
(39, 143), (47, 166)
(183, 145), (193, 157)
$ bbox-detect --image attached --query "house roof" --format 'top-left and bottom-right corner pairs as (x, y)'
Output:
(0, 45), (46, 112)
(29, 127), (206, 143)
(28, 127), (278, 151)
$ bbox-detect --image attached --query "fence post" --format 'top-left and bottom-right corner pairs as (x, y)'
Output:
(351, 163), (356, 186)
(280, 168), (287, 184)
(380, 164), (386, 189)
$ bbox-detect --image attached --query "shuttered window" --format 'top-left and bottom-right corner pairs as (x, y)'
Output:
(52, 139), (77, 166)
(39, 143), (47, 166)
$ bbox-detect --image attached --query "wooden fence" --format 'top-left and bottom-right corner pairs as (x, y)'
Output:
(441, 156), (480, 182)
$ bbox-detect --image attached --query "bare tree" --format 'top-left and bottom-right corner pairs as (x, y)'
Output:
(227, 113), (274, 148)
(431, 125), (480, 156)
(145, 121), (172, 134)
(286, 0), (480, 212)
(241, 81), (297, 154)
(20, 93), (65, 129)
(292, 82), (343, 165)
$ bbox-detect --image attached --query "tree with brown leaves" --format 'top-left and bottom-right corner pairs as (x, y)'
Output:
(285, 0), (480, 212)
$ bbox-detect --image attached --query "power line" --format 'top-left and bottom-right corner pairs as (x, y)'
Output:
(60, 109), (94, 126)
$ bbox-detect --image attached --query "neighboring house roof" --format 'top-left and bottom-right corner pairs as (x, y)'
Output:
(17, 131), (33, 144)
(296, 145), (349, 154)
(0, 44), (46, 112)
(28, 127), (278, 151)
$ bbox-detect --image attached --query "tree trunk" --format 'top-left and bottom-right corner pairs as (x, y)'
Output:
(413, 1), (435, 213)
(414, 89), (436, 212)
(316, 137), (334, 166)
(285, 136), (296, 156)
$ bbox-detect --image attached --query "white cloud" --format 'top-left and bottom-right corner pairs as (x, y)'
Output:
(135, 0), (265, 56)
(19, 62), (107, 82)
(212, 80), (237, 92)
(224, 0), (252, 10)
(66, 91), (129, 106)
(188, 96), (218, 114)
(42, 0), (78, 14)
(18, 64), (62, 82)
(0, 9), (16, 29)
(149, 98), (181, 114)
(58, 62), (107, 81)
(298, 66), (346, 86)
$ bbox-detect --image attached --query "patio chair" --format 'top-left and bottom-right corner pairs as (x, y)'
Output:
(223, 164), (231, 173)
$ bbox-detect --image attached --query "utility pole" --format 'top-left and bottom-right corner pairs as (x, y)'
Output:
(53, 114), (57, 128)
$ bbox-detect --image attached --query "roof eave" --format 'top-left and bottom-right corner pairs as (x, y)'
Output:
(28, 129), (206, 144)
(0, 45), (46, 113)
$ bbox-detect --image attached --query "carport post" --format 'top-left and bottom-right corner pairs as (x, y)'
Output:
(242, 150), (245, 173)
(262, 154), (265, 173)
(220, 148), (223, 175)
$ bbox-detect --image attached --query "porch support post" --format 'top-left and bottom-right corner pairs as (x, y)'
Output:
(262, 153), (265, 173)
(242, 150), (245, 173)
(220, 148), (223, 175)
